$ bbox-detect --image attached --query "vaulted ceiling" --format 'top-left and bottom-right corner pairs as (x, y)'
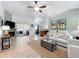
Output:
(2, 1), (79, 24)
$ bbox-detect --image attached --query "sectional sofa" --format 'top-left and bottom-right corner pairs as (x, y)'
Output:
(48, 30), (72, 48)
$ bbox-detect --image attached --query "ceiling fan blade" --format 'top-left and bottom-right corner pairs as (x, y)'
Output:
(39, 5), (46, 8)
(27, 6), (34, 8)
(35, 1), (38, 5)
(39, 10), (42, 13)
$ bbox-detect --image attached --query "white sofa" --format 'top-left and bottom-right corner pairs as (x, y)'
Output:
(48, 30), (72, 48)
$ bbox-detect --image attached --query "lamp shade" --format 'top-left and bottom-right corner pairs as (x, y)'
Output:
(2, 25), (10, 30)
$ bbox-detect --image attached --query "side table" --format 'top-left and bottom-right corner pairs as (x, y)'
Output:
(1, 35), (10, 50)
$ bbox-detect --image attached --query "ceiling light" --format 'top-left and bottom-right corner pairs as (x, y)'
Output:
(34, 7), (39, 11)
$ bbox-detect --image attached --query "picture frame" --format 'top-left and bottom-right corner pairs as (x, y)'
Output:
(51, 18), (66, 30)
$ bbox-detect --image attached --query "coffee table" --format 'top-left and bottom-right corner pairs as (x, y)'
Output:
(41, 39), (57, 52)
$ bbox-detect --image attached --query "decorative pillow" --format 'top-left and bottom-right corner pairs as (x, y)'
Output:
(59, 34), (69, 40)
(49, 31), (57, 37)
(58, 31), (70, 40)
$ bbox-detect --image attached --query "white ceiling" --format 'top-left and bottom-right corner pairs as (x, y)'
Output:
(45, 1), (79, 16)
(2, 1), (34, 18)
(2, 1), (79, 24)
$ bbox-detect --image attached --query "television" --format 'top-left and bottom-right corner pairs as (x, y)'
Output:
(19, 31), (23, 34)
(4, 21), (15, 29)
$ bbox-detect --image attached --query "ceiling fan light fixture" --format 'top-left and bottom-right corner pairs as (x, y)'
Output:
(34, 7), (39, 11)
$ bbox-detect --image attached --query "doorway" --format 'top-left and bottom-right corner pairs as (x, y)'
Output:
(35, 25), (39, 40)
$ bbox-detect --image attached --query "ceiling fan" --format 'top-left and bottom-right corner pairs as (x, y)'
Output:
(27, 1), (46, 13)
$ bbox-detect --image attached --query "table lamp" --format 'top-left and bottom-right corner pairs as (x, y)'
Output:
(2, 25), (10, 36)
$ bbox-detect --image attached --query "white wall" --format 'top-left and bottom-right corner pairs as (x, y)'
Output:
(36, 14), (49, 30)
(0, 2), (4, 19)
(12, 15), (34, 24)
(4, 11), (12, 21)
(39, 18), (49, 30)
(29, 24), (35, 41)
(12, 15), (29, 24)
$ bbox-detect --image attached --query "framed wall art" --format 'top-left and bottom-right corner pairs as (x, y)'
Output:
(51, 18), (66, 30)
